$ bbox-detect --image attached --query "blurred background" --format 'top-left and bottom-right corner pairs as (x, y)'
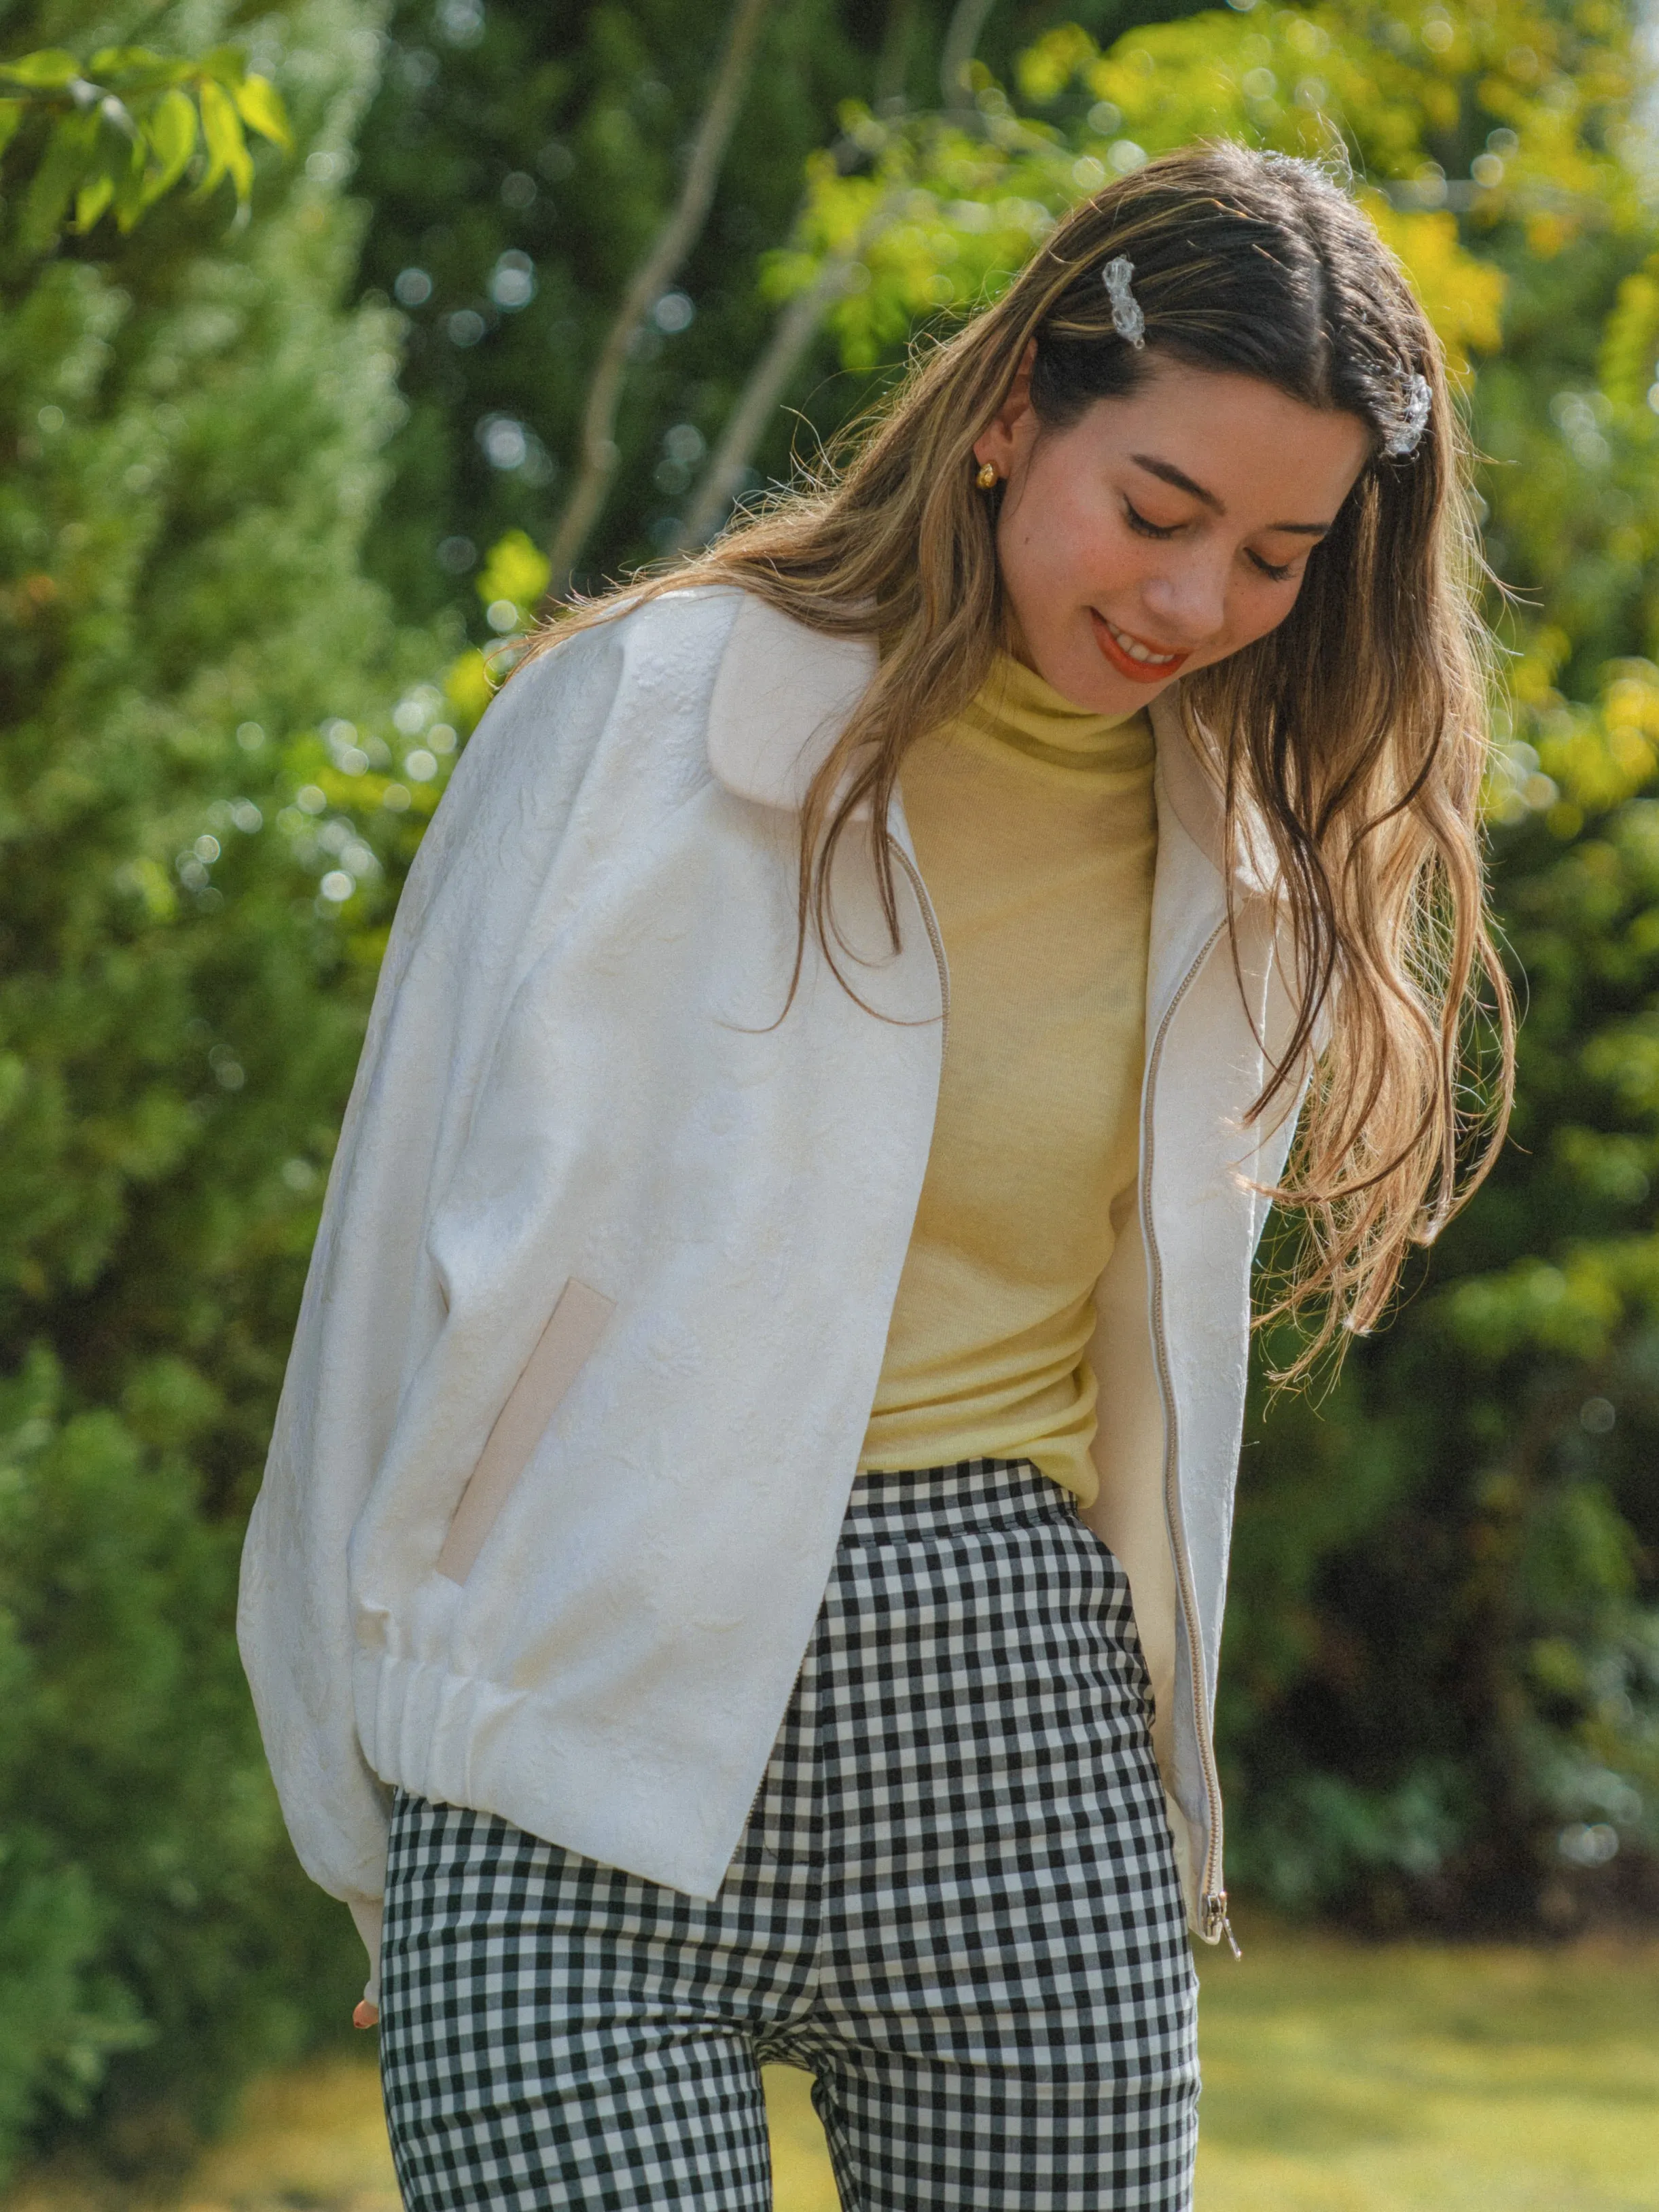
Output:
(1, 0), (1657, 2202)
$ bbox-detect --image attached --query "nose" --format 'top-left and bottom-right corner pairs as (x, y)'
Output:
(1139, 555), (1228, 649)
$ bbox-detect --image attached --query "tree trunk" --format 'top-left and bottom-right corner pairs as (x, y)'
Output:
(940, 0), (999, 108)
(680, 255), (860, 546)
(541, 0), (773, 601)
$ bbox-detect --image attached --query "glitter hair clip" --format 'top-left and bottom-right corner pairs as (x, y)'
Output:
(1101, 255), (1145, 350)
(1384, 372), (1432, 457)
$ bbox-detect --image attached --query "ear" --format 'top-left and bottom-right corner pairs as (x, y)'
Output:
(972, 338), (1037, 478)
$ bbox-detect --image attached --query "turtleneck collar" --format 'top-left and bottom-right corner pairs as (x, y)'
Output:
(701, 588), (1264, 893)
(957, 652), (1154, 772)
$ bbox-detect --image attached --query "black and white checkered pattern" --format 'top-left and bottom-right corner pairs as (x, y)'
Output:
(379, 1459), (1198, 2209)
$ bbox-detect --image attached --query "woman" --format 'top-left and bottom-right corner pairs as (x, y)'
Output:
(240, 144), (1511, 2209)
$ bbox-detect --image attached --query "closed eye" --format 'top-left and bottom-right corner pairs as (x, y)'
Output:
(1128, 495), (1304, 582)
(1123, 498), (1182, 541)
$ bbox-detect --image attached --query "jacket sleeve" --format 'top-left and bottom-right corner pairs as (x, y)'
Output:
(236, 625), (628, 1967)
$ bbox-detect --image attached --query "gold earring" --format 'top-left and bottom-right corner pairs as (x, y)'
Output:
(976, 461), (998, 490)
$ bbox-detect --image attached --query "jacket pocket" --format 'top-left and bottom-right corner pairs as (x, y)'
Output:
(435, 1277), (616, 1584)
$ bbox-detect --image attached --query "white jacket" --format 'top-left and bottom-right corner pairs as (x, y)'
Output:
(238, 584), (1304, 1995)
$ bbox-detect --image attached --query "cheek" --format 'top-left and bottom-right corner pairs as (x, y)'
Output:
(1004, 493), (1140, 605)
(1226, 577), (1304, 652)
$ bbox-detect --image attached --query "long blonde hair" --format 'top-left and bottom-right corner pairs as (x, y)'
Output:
(524, 143), (1514, 1374)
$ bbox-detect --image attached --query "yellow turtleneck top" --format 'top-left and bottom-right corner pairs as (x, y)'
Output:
(857, 654), (1157, 1502)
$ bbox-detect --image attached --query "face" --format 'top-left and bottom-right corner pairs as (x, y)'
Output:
(973, 348), (1373, 714)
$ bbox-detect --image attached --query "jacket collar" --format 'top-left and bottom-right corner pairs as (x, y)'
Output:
(704, 586), (1268, 894)
(704, 588), (879, 815)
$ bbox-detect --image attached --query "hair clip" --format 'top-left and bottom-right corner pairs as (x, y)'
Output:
(1101, 256), (1145, 350)
(1384, 372), (1431, 457)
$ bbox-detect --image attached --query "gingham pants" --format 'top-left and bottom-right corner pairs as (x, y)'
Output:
(379, 1460), (1199, 2209)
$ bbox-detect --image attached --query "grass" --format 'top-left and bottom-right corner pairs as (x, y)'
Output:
(1191, 1919), (1659, 2211)
(7, 1922), (1656, 2210)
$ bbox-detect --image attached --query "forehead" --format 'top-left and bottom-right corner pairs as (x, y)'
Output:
(1079, 359), (1372, 520)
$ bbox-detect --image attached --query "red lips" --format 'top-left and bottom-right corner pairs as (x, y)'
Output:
(1090, 609), (1190, 685)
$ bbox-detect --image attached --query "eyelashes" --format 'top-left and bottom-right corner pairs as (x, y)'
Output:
(1122, 499), (1296, 584)
(1122, 499), (1180, 542)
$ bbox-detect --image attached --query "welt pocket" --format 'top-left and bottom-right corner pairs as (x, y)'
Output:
(435, 1276), (615, 1585)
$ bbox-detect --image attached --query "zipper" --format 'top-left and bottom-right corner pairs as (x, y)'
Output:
(1139, 917), (1238, 1955)
(895, 827), (1234, 1944)
(889, 838), (950, 1060)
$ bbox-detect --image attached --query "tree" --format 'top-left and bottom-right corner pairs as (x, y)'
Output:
(346, 0), (1205, 626)
(0, 0), (448, 2170)
(0, 41), (290, 257)
(543, 0), (774, 591)
(7, 0), (1658, 2180)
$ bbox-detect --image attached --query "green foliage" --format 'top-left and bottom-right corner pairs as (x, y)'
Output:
(0, 43), (291, 255)
(0, 0), (446, 2176)
(1221, 761), (1659, 1928)
(347, 0), (874, 620)
(346, 0), (1210, 622)
(476, 523), (551, 620)
(779, 0), (1629, 382)
(0, 1349), (361, 2172)
(6, 0), (1659, 2181)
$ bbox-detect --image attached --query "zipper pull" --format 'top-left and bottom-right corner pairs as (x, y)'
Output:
(1200, 1891), (1242, 1959)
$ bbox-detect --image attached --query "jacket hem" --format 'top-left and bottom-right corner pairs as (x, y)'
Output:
(355, 1651), (751, 1904)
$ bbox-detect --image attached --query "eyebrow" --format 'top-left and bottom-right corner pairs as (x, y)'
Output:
(1129, 452), (1334, 538)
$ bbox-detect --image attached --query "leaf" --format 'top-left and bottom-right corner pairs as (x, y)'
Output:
(1599, 258), (1659, 413)
(1361, 198), (1505, 381)
(1016, 24), (1098, 105)
(113, 158), (148, 232)
(101, 112), (149, 228)
(88, 47), (162, 71)
(141, 87), (197, 202)
(0, 100), (22, 158)
(232, 73), (291, 152)
(19, 109), (99, 254)
(0, 50), (82, 90)
(446, 647), (498, 730)
(54, 98), (135, 234)
(196, 78), (251, 202)
(73, 172), (114, 230)
(476, 529), (552, 618)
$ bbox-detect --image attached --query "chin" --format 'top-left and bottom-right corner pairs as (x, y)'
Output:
(1029, 635), (1126, 713)
(1060, 643), (1152, 715)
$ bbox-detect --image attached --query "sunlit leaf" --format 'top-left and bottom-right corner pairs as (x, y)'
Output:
(476, 529), (552, 619)
(1363, 198), (1506, 381)
(0, 50), (82, 89)
(196, 77), (251, 202)
(141, 86), (198, 201)
(88, 47), (165, 74)
(73, 171), (114, 230)
(1599, 257), (1659, 411)
(445, 647), (497, 730)
(232, 74), (291, 153)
